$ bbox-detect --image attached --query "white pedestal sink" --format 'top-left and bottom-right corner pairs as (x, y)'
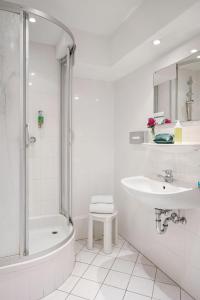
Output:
(121, 176), (200, 209)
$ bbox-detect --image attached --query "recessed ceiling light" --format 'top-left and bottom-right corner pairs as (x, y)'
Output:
(190, 49), (198, 54)
(74, 96), (79, 100)
(29, 17), (36, 23)
(197, 55), (200, 59)
(30, 72), (35, 76)
(28, 82), (32, 86)
(153, 39), (161, 46)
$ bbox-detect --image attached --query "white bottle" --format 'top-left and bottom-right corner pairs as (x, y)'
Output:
(174, 120), (182, 144)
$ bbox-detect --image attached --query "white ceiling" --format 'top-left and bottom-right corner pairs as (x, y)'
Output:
(9, 0), (145, 36)
(6, 0), (200, 80)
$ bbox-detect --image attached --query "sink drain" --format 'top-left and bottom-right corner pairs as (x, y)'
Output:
(52, 231), (58, 235)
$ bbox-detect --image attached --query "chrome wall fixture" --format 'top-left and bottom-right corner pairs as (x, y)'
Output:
(0, 0), (76, 263)
(155, 209), (187, 234)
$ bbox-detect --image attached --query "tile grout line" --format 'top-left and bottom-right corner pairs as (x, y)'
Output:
(119, 235), (195, 300)
(93, 238), (126, 299)
(121, 247), (139, 300)
(71, 238), (156, 300)
(69, 246), (99, 298)
(150, 267), (158, 300)
(57, 240), (99, 298)
(56, 237), (195, 300)
(67, 238), (124, 299)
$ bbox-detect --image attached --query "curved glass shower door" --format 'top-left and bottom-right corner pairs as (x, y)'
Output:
(0, 2), (75, 263)
(27, 13), (73, 255)
(0, 10), (21, 258)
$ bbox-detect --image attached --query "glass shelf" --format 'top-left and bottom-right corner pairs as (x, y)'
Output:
(142, 143), (200, 152)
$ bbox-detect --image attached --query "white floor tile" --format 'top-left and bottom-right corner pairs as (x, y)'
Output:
(76, 250), (96, 264)
(95, 285), (125, 300)
(43, 290), (68, 300)
(156, 270), (176, 286)
(99, 246), (121, 257)
(133, 264), (156, 280)
(83, 265), (109, 283)
(118, 248), (139, 262)
(122, 242), (139, 253)
(94, 241), (103, 248)
(153, 282), (181, 300)
(115, 238), (125, 248)
(111, 258), (135, 274)
(72, 262), (89, 277)
(136, 254), (154, 267)
(76, 239), (87, 246)
(181, 290), (194, 300)
(92, 254), (115, 269)
(75, 242), (84, 255)
(67, 295), (86, 300)
(127, 276), (154, 297)
(124, 291), (151, 300)
(82, 242), (102, 253)
(104, 270), (130, 289)
(71, 278), (101, 300)
(41, 238), (187, 300)
(94, 239), (103, 245)
(58, 275), (80, 293)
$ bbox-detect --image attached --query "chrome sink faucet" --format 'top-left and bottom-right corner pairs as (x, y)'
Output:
(158, 169), (174, 183)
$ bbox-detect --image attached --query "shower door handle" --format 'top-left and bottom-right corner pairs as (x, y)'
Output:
(26, 124), (36, 147)
(29, 136), (37, 144)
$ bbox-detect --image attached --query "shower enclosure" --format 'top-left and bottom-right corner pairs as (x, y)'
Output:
(0, 0), (75, 273)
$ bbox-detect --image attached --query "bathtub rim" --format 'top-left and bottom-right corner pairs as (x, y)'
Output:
(0, 216), (74, 269)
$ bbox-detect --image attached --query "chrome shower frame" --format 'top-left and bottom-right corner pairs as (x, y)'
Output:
(0, 0), (76, 264)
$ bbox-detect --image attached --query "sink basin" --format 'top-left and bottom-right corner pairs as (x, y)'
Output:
(121, 176), (200, 209)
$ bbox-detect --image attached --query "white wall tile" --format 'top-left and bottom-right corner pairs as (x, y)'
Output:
(29, 42), (60, 217)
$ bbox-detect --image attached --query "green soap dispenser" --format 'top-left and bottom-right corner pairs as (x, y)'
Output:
(174, 120), (182, 144)
(38, 110), (44, 128)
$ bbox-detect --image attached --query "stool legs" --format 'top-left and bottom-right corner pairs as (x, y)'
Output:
(113, 215), (118, 245)
(104, 219), (112, 254)
(88, 216), (93, 250)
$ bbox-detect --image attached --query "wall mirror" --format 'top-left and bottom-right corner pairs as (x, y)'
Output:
(154, 51), (200, 123)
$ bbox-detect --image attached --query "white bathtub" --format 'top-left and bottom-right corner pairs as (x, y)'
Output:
(0, 214), (75, 300)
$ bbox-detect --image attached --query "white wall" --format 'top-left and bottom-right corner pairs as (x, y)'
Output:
(28, 42), (60, 217)
(72, 77), (114, 238)
(114, 59), (200, 299)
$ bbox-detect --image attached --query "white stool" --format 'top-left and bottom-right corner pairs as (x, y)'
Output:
(87, 211), (118, 254)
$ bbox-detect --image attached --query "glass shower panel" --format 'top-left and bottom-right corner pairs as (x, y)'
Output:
(28, 15), (61, 219)
(0, 10), (20, 258)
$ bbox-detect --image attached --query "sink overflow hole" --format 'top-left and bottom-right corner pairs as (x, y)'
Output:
(163, 186), (166, 190)
(52, 231), (58, 235)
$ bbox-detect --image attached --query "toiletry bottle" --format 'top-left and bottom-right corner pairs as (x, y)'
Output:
(38, 110), (44, 128)
(174, 120), (182, 144)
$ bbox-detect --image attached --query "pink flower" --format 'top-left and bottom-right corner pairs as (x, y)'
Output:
(164, 118), (171, 124)
(147, 117), (156, 128)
